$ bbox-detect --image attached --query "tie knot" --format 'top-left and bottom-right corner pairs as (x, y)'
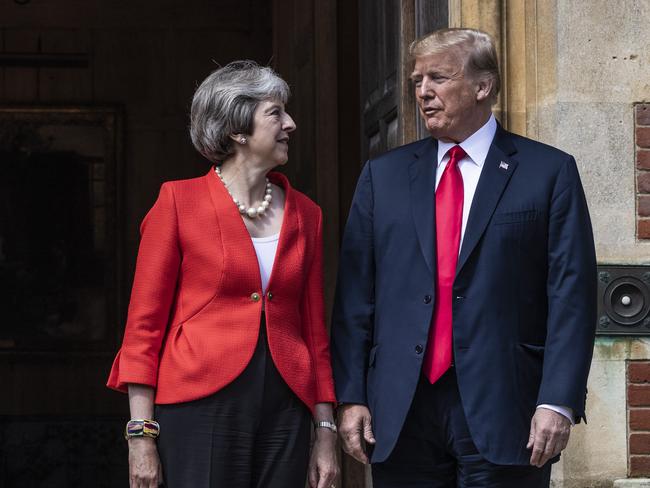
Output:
(446, 145), (467, 165)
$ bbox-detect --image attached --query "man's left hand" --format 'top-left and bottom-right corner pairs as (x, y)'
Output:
(527, 408), (571, 467)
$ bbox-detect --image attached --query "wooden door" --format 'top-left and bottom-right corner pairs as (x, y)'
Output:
(360, 0), (448, 161)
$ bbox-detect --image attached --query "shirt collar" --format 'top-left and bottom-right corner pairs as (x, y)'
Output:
(436, 114), (497, 168)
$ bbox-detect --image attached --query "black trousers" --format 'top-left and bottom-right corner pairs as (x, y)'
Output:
(155, 315), (311, 488)
(372, 369), (551, 488)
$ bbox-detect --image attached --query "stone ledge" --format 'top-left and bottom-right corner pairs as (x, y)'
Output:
(614, 479), (650, 487)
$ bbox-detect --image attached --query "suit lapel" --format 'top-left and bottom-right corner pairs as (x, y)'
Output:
(409, 138), (438, 276)
(456, 126), (518, 276)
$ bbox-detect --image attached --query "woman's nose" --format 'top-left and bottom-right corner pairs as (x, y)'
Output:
(283, 113), (297, 132)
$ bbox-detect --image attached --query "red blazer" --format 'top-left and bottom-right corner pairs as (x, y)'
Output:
(107, 169), (336, 412)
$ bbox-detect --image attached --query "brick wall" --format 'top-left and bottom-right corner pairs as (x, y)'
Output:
(636, 103), (650, 238)
(628, 361), (650, 476)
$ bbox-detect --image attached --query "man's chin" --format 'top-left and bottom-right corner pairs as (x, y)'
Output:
(425, 124), (447, 140)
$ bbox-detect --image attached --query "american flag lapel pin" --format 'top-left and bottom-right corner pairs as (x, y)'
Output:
(499, 161), (509, 171)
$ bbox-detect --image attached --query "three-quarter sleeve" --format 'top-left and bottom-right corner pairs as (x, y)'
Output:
(107, 183), (181, 392)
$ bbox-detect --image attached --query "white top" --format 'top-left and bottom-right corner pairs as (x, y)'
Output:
(251, 233), (280, 294)
(434, 114), (574, 425)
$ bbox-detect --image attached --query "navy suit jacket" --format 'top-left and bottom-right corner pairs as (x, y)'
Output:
(331, 125), (597, 465)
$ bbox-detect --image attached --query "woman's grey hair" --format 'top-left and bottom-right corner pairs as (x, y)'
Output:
(409, 28), (500, 103)
(190, 60), (290, 162)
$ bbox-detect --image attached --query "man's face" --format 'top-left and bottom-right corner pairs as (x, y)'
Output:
(411, 50), (481, 143)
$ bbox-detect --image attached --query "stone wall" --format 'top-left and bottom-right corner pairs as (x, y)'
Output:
(551, 1), (650, 485)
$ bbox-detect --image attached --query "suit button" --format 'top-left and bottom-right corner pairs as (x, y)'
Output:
(423, 295), (432, 304)
(415, 344), (423, 354)
(267, 291), (273, 301)
(251, 292), (261, 302)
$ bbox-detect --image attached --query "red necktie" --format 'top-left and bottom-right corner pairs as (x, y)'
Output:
(423, 145), (466, 384)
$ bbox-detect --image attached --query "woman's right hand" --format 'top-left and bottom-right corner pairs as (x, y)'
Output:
(128, 437), (163, 487)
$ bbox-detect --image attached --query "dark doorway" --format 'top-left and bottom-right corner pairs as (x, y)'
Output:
(0, 0), (273, 485)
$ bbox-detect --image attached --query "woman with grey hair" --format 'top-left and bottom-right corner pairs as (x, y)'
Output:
(107, 60), (339, 488)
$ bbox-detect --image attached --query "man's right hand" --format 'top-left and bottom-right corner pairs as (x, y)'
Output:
(337, 404), (376, 464)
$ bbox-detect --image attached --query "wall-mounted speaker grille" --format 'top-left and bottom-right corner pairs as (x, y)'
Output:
(597, 266), (650, 335)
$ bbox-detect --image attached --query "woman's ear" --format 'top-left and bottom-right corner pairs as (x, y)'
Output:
(229, 133), (248, 145)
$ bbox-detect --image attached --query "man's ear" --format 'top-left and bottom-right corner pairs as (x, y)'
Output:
(475, 77), (494, 102)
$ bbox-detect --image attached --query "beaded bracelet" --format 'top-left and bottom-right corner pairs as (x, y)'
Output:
(124, 419), (160, 440)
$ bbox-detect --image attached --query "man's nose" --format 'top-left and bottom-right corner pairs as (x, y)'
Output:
(416, 80), (433, 100)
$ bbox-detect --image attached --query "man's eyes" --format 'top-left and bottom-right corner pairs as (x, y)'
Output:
(412, 76), (447, 85)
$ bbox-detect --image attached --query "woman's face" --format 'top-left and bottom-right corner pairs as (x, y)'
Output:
(245, 99), (296, 166)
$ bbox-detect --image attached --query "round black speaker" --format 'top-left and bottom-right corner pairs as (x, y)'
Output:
(604, 276), (650, 326)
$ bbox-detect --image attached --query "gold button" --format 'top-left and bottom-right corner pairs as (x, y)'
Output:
(267, 292), (273, 301)
(251, 292), (260, 302)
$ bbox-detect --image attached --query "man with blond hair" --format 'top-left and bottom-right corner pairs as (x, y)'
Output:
(331, 28), (596, 487)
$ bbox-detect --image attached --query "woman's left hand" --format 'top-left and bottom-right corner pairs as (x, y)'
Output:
(308, 429), (339, 488)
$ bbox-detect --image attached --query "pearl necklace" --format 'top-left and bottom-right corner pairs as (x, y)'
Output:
(215, 166), (272, 219)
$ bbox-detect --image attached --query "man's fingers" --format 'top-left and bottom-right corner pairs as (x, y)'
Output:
(337, 405), (372, 464)
(526, 430), (535, 450)
(530, 443), (545, 466)
(362, 416), (376, 444)
(341, 431), (368, 463)
(308, 465), (318, 488)
(529, 432), (547, 467)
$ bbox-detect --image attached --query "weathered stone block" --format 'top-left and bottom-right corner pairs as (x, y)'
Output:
(614, 479), (650, 488)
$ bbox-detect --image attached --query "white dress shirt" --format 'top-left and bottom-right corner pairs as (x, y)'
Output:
(434, 114), (574, 425)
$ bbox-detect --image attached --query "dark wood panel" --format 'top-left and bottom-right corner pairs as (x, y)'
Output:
(39, 67), (92, 101)
(416, 0), (449, 38)
(336, 0), (360, 238)
(0, 416), (128, 487)
(359, 0), (400, 161)
(0, 0), (253, 31)
(0, 355), (126, 416)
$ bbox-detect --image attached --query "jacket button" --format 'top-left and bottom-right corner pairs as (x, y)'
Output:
(423, 295), (432, 304)
(267, 291), (273, 301)
(251, 292), (261, 302)
(415, 344), (423, 354)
